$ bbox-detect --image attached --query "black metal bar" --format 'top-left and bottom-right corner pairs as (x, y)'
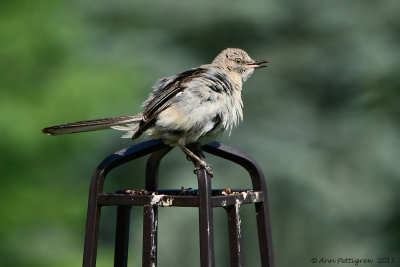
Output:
(197, 164), (215, 267)
(96, 191), (264, 207)
(254, 202), (273, 267)
(96, 139), (168, 194)
(82, 140), (274, 267)
(83, 139), (168, 267)
(203, 142), (263, 190)
(142, 205), (158, 267)
(141, 147), (171, 267)
(83, 173), (102, 267)
(203, 142), (274, 267)
(226, 203), (243, 267)
(114, 206), (132, 267)
(145, 147), (173, 191)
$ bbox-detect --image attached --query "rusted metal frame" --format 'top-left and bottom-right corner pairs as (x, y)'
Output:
(142, 205), (158, 267)
(83, 139), (168, 267)
(93, 139), (168, 194)
(82, 176), (102, 267)
(96, 191), (264, 207)
(114, 206), (132, 267)
(83, 139), (273, 267)
(203, 142), (274, 267)
(145, 146), (173, 191)
(196, 165), (215, 267)
(226, 202), (243, 267)
(142, 147), (172, 267)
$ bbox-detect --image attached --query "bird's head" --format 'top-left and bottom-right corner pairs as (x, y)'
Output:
(212, 48), (268, 81)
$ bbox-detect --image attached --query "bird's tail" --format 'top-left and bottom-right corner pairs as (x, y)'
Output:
(42, 115), (142, 136)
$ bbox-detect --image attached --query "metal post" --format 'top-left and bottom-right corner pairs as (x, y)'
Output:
(114, 206), (132, 267)
(142, 147), (172, 267)
(197, 165), (215, 267)
(83, 172), (102, 267)
(203, 142), (275, 267)
(226, 202), (243, 267)
(142, 205), (158, 267)
(81, 140), (274, 267)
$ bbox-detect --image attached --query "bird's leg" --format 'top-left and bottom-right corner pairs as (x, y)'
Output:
(178, 141), (213, 177)
(190, 144), (205, 158)
(185, 143), (205, 161)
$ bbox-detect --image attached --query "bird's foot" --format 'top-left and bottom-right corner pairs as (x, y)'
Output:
(193, 161), (213, 177)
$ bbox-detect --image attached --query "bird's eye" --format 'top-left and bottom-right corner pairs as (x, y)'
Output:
(234, 58), (242, 64)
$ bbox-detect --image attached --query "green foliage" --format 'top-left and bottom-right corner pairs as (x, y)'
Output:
(1, 0), (399, 266)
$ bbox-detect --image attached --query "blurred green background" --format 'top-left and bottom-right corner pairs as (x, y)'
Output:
(1, 0), (399, 266)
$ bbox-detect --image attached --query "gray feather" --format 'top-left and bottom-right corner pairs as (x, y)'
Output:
(42, 115), (142, 135)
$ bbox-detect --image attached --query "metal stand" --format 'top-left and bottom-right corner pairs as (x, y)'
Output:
(82, 139), (274, 267)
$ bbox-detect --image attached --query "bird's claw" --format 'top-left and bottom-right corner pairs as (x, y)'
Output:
(193, 163), (213, 177)
(204, 165), (213, 177)
(193, 166), (200, 174)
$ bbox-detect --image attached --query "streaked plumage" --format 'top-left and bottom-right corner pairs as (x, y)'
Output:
(42, 48), (267, 175)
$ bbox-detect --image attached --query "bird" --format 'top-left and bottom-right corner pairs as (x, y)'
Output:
(42, 48), (268, 175)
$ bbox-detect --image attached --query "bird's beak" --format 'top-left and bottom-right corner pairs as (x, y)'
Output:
(247, 60), (268, 69)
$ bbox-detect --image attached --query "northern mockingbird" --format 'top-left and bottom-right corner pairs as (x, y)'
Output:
(42, 48), (268, 175)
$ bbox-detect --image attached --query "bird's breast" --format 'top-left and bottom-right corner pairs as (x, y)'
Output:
(148, 72), (243, 145)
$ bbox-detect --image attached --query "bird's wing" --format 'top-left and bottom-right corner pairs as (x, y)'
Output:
(132, 67), (207, 140)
